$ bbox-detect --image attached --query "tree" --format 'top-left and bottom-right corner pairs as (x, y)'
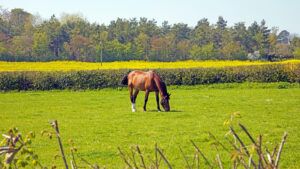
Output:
(259, 20), (271, 57)
(123, 42), (132, 60)
(33, 31), (49, 59)
(0, 32), (9, 56)
(192, 18), (212, 46)
(232, 22), (250, 52)
(177, 40), (191, 60)
(8, 8), (32, 36)
(161, 21), (171, 35)
(2, 8), (34, 60)
(134, 32), (150, 60)
(108, 18), (130, 43)
(171, 23), (191, 43)
(269, 27), (278, 56)
(221, 41), (246, 60)
(213, 16), (227, 49)
(189, 43), (215, 60)
(216, 16), (227, 31)
(60, 13), (91, 37)
(138, 17), (159, 37)
(105, 39), (130, 60)
(150, 36), (166, 61)
(200, 43), (215, 59)
(275, 44), (291, 59)
(291, 36), (300, 48)
(293, 47), (300, 59)
(64, 35), (91, 61)
(94, 30), (108, 62)
(189, 45), (201, 59)
(11, 35), (33, 59)
(42, 15), (65, 58)
(164, 33), (176, 60)
(248, 21), (260, 52)
(0, 7), (298, 61)
(291, 36), (300, 59)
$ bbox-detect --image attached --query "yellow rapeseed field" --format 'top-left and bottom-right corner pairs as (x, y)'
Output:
(0, 60), (299, 72)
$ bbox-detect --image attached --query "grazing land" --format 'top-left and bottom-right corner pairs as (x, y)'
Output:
(0, 83), (300, 168)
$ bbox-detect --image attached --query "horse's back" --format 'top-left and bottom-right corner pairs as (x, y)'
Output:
(128, 70), (154, 79)
(128, 70), (157, 91)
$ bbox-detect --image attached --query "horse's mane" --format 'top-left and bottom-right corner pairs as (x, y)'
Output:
(159, 81), (168, 98)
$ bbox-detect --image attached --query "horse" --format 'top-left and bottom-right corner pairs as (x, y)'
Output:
(121, 70), (171, 112)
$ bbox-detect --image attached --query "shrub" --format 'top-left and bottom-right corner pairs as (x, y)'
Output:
(0, 64), (299, 91)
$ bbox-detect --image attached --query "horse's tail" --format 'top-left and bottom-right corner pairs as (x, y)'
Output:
(121, 74), (128, 85)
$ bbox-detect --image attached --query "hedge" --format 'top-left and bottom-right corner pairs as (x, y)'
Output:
(0, 64), (299, 91)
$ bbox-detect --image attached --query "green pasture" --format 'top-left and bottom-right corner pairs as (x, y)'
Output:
(0, 83), (300, 168)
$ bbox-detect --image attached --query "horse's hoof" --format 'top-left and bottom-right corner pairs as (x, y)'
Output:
(132, 109), (136, 112)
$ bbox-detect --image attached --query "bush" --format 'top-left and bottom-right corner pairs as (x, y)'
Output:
(0, 64), (299, 91)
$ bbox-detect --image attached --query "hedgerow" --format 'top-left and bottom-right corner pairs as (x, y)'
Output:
(0, 64), (299, 91)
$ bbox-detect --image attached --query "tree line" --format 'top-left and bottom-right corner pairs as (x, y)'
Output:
(1, 7), (300, 62)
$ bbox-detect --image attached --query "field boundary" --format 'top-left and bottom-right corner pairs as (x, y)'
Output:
(0, 64), (299, 91)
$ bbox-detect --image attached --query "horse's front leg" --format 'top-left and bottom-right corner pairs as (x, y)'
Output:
(132, 89), (139, 112)
(129, 86), (135, 112)
(143, 90), (150, 112)
(155, 91), (161, 112)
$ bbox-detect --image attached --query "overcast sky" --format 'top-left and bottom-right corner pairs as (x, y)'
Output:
(2, 0), (300, 34)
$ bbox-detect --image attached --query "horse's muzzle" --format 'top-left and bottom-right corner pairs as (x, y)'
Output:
(164, 108), (170, 112)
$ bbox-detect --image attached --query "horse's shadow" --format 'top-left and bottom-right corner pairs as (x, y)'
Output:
(146, 109), (182, 113)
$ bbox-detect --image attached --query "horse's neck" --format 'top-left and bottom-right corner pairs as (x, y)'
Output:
(154, 76), (167, 97)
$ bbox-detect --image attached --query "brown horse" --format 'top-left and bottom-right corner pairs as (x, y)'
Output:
(121, 70), (171, 112)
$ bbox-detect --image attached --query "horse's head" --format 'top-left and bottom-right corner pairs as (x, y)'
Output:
(161, 93), (171, 111)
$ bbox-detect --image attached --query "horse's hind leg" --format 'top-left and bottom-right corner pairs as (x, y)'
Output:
(155, 91), (161, 112)
(143, 90), (150, 112)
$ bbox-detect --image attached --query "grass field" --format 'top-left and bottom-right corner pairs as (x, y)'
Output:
(0, 60), (299, 72)
(1, 83), (300, 168)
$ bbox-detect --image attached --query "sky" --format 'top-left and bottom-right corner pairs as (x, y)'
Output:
(1, 0), (300, 34)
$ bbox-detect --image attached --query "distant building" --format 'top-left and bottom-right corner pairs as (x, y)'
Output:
(277, 30), (290, 44)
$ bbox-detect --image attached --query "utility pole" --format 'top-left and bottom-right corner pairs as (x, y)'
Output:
(100, 41), (103, 66)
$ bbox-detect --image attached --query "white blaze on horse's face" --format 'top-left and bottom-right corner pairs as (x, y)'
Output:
(132, 103), (136, 112)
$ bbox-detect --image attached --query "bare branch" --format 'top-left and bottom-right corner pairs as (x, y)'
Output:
(155, 147), (172, 169)
(230, 127), (257, 168)
(275, 132), (288, 168)
(155, 143), (159, 169)
(190, 140), (213, 168)
(179, 146), (192, 169)
(216, 154), (224, 169)
(196, 153), (200, 169)
(208, 132), (229, 152)
(118, 147), (134, 169)
(272, 145), (278, 159)
(130, 146), (139, 169)
(136, 145), (146, 169)
(50, 120), (69, 169)
(80, 158), (100, 169)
